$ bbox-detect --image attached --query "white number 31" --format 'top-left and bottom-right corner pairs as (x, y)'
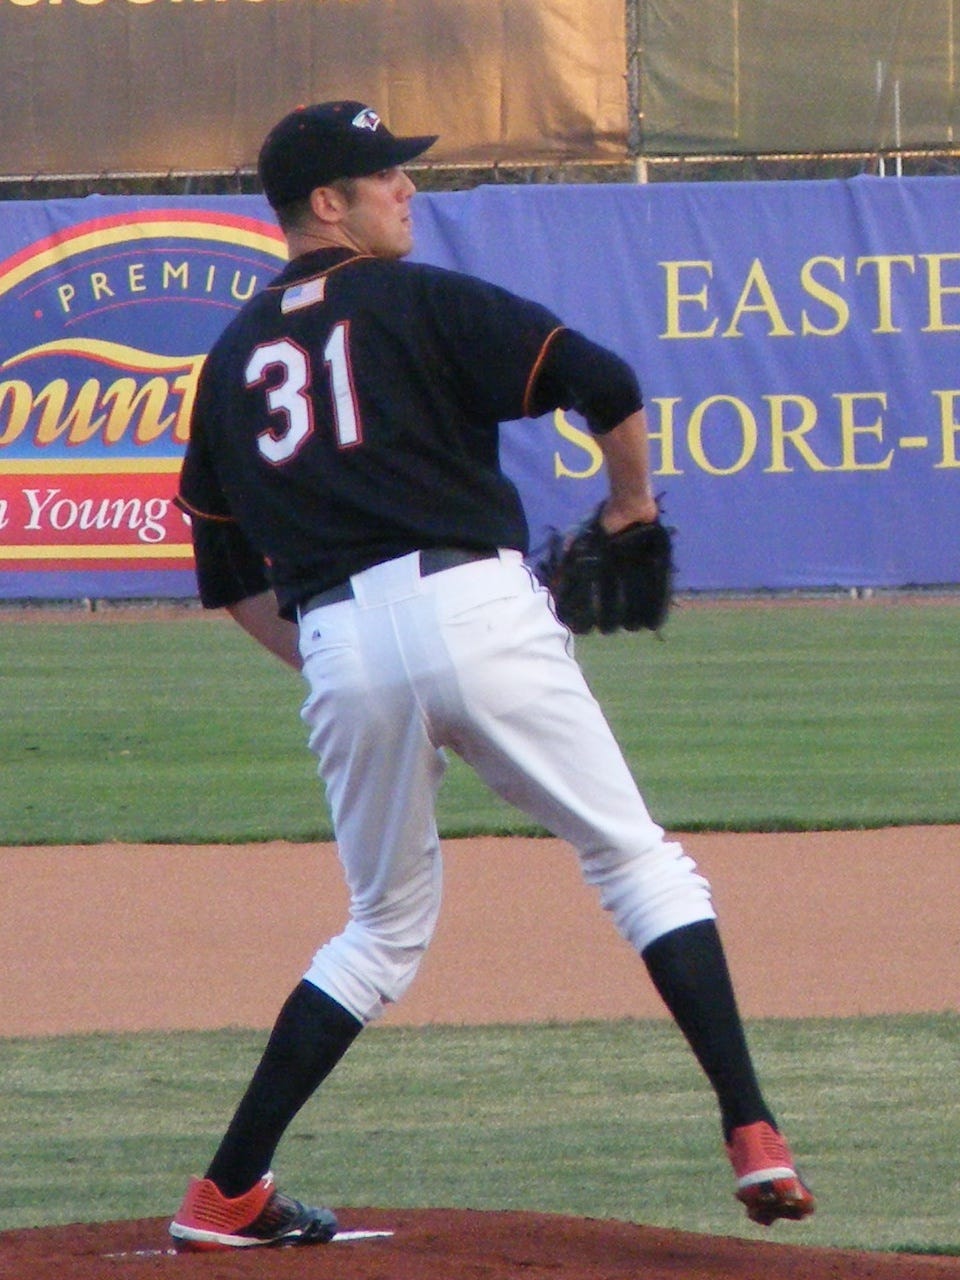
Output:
(244, 323), (361, 464)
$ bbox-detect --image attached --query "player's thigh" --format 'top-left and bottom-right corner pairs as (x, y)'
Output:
(437, 565), (656, 845)
(298, 602), (444, 905)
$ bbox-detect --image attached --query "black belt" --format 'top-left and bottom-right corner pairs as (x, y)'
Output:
(299, 548), (497, 613)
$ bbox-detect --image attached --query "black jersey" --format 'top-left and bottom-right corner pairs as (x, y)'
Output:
(178, 246), (641, 619)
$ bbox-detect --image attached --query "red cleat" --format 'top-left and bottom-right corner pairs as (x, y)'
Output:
(169, 1170), (338, 1250)
(726, 1121), (815, 1226)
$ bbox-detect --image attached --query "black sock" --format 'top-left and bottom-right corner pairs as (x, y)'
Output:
(205, 980), (363, 1197)
(642, 919), (776, 1142)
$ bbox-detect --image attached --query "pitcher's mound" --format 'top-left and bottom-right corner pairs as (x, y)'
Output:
(3, 1208), (959, 1280)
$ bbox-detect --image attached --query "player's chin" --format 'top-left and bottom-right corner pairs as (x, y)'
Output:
(381, 233), (414, 260)
(391, 220), (415, 256)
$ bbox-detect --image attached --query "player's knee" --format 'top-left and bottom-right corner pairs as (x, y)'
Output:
(357, 884), (441, 985)
(368, 928), (434, 1002)
(304, 924), (434, 1024)
(306, 886), (442, 1023)
(589, 840), (716, 954)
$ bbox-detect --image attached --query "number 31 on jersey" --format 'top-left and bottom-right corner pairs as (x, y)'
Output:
(244, 324), (361, 464)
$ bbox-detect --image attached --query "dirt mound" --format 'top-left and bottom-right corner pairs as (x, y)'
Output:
(3, 1209), (959, 1280)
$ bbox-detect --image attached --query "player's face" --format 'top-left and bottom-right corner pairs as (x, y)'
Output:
(339, 167), (418, 259)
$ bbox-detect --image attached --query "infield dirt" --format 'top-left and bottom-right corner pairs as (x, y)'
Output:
(2, 828), (957, 1034)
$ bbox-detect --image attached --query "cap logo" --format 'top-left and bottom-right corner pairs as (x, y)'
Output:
(351, 108), (382, 133)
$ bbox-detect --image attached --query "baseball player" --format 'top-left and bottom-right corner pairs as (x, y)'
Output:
(168, 100), (814, 1251)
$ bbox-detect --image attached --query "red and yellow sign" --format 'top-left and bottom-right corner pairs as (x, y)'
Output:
(0, 202), (285, 594)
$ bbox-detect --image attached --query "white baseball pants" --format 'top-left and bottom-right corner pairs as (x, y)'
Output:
(297, 548), (715, 1024)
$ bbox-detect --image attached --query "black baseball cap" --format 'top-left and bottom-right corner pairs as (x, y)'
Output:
(258, 101), (438, 208)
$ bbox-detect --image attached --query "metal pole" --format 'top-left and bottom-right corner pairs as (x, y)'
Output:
(625, 0), (646, 180)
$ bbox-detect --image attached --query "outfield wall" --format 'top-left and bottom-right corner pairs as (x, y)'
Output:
(0, 176), (957, 600)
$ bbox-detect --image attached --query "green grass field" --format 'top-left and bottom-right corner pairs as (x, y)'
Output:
(2, 1015), (958, 1252)
(1, 595), (957, 842)
(1, 595), (957, 1250)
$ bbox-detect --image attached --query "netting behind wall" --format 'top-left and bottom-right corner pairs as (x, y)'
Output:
(627, 0), (960, 176)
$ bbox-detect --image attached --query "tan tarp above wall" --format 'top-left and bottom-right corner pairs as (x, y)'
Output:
(639, 0), (960, 154)
(0, 0), (629, 178)
(1, 0), (955, 179)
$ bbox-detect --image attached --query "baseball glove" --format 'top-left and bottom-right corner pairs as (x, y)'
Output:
(536, 504), (674, 636)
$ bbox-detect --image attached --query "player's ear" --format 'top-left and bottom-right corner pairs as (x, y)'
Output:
(308, 184), (347, 225)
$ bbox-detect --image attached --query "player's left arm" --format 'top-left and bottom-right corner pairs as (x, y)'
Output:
(595, 409), (659, 532)
(528, 328), (659, 528)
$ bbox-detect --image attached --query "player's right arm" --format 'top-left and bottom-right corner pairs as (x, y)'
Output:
(226, 590), (301, 670)
(174, 497), (301, 669)
(176, 356), (301, 667)
(173, 495), (299, 666)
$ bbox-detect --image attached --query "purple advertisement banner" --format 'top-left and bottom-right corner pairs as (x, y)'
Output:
(0, 178), (957, 600)
(411, 177), (960, 592)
